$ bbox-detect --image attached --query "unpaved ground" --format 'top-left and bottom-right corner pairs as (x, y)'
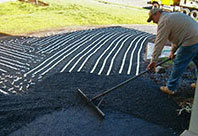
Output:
(0, 0), (16, 3)
(26, 24), (157, 37)
(97, 0), (149, 8)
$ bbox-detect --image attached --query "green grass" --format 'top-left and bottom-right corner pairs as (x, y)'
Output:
(0, 0), (149, 35)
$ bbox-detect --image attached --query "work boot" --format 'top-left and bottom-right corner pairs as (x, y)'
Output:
(160, 86), (175, 95)
(191, 83), (196, 89)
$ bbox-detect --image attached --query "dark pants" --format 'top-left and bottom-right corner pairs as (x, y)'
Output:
(167, 43), (198, 91)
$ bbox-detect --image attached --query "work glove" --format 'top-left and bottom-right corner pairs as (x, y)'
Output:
(147, 61), (156, 72)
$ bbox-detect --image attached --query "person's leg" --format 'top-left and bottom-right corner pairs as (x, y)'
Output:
(192, 47), (198, 73)
(167, 44), (198, 91)
(191, 44), (198, 89)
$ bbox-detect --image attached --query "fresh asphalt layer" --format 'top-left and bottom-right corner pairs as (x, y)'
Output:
(0, 26), (190, 136)
(9, 72), (186, 136)
(0, 26), (152, 95)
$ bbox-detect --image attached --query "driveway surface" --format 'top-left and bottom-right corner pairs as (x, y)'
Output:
(0, 26), (192, 136)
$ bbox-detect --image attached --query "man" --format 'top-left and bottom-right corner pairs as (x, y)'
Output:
(147, 8), (198, 95)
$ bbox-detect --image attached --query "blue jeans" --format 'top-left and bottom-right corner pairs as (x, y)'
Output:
(167, 43), (198, 91)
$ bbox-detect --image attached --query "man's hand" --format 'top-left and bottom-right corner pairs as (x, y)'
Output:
(147, 62), (156, 72)
(169, 51), (175, 60)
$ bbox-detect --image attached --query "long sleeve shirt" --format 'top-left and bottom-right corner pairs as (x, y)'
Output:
(151, 12), (198, 63)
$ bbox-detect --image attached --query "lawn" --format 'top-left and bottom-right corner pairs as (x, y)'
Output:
(0, 0), (149, 35)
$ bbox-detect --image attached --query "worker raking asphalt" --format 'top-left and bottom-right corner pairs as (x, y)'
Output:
(0, 26), (195, 136)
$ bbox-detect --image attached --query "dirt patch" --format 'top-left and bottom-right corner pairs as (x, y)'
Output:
(18, 0), (49, 6)
(96, 0), (149, 8)
(24, 24), (157, 37)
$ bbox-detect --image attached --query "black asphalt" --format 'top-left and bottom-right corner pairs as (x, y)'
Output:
(8, 72), (187, 136)
(0, 26), (191, 136)
(0, 26), (152, 94)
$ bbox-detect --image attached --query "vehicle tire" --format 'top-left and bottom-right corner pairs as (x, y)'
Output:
(190, 10), (198, 20)
(152, 3), (160, 9)
(182, 8), (190, 15)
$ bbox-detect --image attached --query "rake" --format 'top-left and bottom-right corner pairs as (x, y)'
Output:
(78, 58), (170, 118)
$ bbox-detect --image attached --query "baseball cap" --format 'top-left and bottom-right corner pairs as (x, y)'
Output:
(147, 8), (162, 22)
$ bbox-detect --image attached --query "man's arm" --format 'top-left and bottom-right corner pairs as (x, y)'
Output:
(147, 19), (170, 71)
(169, 43), (178, 60)
(151, 20), (170, 63)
